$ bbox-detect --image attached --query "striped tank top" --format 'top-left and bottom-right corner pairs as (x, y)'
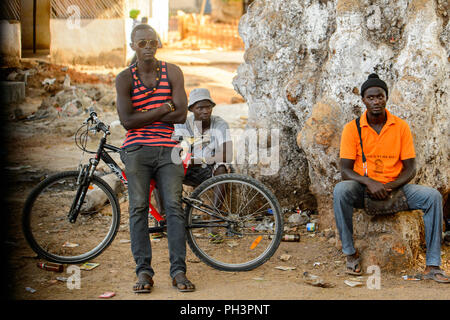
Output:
(121, 61), (178, 148)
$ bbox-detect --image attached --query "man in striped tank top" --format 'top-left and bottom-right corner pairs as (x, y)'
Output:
(115, 24), (195, 293)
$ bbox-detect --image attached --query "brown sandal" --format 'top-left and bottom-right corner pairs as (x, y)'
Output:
(345, 253), (363, 275)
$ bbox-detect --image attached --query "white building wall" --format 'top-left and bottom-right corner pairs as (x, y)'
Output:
(0, 20), (21, 65)
(50, 19), (126, 67)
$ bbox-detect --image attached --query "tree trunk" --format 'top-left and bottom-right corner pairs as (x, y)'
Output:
(351, 210), (426, 272)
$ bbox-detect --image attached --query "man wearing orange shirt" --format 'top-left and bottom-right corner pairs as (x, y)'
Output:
(333, 74), (449, 283)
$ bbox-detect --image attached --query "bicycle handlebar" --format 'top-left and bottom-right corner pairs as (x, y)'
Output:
(87, 107), (110, 135)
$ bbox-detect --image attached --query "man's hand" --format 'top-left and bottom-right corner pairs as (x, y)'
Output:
(340, 158), (390, 200)
(365, 178), (390, 200)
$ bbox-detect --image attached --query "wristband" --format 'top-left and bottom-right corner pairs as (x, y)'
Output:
(166, 101), (175, 112)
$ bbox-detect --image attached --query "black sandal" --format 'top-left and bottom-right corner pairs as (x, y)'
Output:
(133, 272), (154, 293)
(172, 273), (195, 292)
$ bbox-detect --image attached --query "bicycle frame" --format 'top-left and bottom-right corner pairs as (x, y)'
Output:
(70, 123), (233, 235)
(99, 142), (182, 224)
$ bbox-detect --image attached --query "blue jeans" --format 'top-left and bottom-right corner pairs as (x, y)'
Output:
(120, 145), (186, 278)
(333, 181), (443, 266)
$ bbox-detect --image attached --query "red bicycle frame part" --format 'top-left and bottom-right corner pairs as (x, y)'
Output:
(147, 152), (192, 223)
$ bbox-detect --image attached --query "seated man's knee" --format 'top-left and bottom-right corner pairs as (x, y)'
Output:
(213, 165), (227, 176)
(427, 188), (442, 205)
(333, 180), (360, 198)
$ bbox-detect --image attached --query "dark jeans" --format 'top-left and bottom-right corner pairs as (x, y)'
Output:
(333, 181), (443, 266)
(120, 145), (186, 278)
(183, 165), (213, 187)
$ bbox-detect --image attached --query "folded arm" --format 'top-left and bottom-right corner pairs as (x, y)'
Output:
(340, 158), (387, 200)
(340, 158), (416, 200)
(384, 158), (416, 190)
(158, 63), (188, 124)
(115, 69), (170, 130)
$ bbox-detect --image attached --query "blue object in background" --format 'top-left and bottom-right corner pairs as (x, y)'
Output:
(204, 0), (212, 14)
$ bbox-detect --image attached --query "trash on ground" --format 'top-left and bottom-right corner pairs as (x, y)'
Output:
(227, 240), (239, 248)
(288, 211), (310, 225)
(80, 262), (100, 270)
(279, 254), (292, 261)
(37, 262), (64, 272)
(62, 241), (79, 248)
(313, 262), (323, 267)
(344, 280), (364, 287)
(42, 78), (56, 86)
(303, 272), (335, 288)
(306, 222), (316, 232)
(275, 266), (296, 271)
(402, 275), (422, 281)
(252, 277), (266, 281)
(99, 292), (116, 298)
(119, 239), (131, 244)
(281, 234), (300, 242)
(348, 276), (365, 281)
(56, 277), (68, 282)
(250, 236), (263, 250)
(284, 226), (298, 232)
(25, 287), (36, 293)
(255, 220), (274, 231)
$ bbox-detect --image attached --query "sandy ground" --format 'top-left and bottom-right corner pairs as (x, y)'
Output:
(2, 49), (450, 304)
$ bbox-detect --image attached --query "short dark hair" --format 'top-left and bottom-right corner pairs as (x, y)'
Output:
(131, 24), (156, 42)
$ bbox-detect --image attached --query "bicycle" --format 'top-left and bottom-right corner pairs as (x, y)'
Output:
(22, 108), (283, 271)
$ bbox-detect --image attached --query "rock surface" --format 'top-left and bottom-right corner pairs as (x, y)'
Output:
(233, 0), (449, 229)
(352, 210), (425, 271)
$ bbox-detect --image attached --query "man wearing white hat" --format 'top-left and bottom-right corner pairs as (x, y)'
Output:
(174, 88), (233, 187)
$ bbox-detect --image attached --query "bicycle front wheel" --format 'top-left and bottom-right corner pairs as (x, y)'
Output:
(22, 171), (120, 264)
(185, 173), (283, 271)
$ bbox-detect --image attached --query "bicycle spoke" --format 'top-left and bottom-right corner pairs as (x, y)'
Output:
(23, 172), (120, 263)
(185, 174), (283, 271)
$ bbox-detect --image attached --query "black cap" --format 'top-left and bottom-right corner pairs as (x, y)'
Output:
(360, 73), (388, 98)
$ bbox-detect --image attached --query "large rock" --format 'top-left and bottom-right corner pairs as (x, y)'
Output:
(0, 81), (25, 104)
(233, 0), (449, 229)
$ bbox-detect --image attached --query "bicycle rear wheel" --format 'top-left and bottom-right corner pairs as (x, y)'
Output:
(22, 171), (120, 264)
(185, 173), (283, 271)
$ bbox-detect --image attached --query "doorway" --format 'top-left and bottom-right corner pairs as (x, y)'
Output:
(21, 0), (50, 59)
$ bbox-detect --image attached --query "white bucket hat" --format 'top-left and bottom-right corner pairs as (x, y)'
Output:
(188, 88), (216, 110)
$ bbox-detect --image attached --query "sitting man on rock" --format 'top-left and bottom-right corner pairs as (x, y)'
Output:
(174, 88), (233, 187)
(333, 73), (449, 283)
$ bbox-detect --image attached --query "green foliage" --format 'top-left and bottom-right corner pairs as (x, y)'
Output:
(129, 9), (140, 19)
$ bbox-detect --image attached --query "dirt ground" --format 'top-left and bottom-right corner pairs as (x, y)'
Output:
(2, 48), (449, 302)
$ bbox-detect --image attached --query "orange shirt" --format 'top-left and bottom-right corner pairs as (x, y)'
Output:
(339, 109), (416, 184)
